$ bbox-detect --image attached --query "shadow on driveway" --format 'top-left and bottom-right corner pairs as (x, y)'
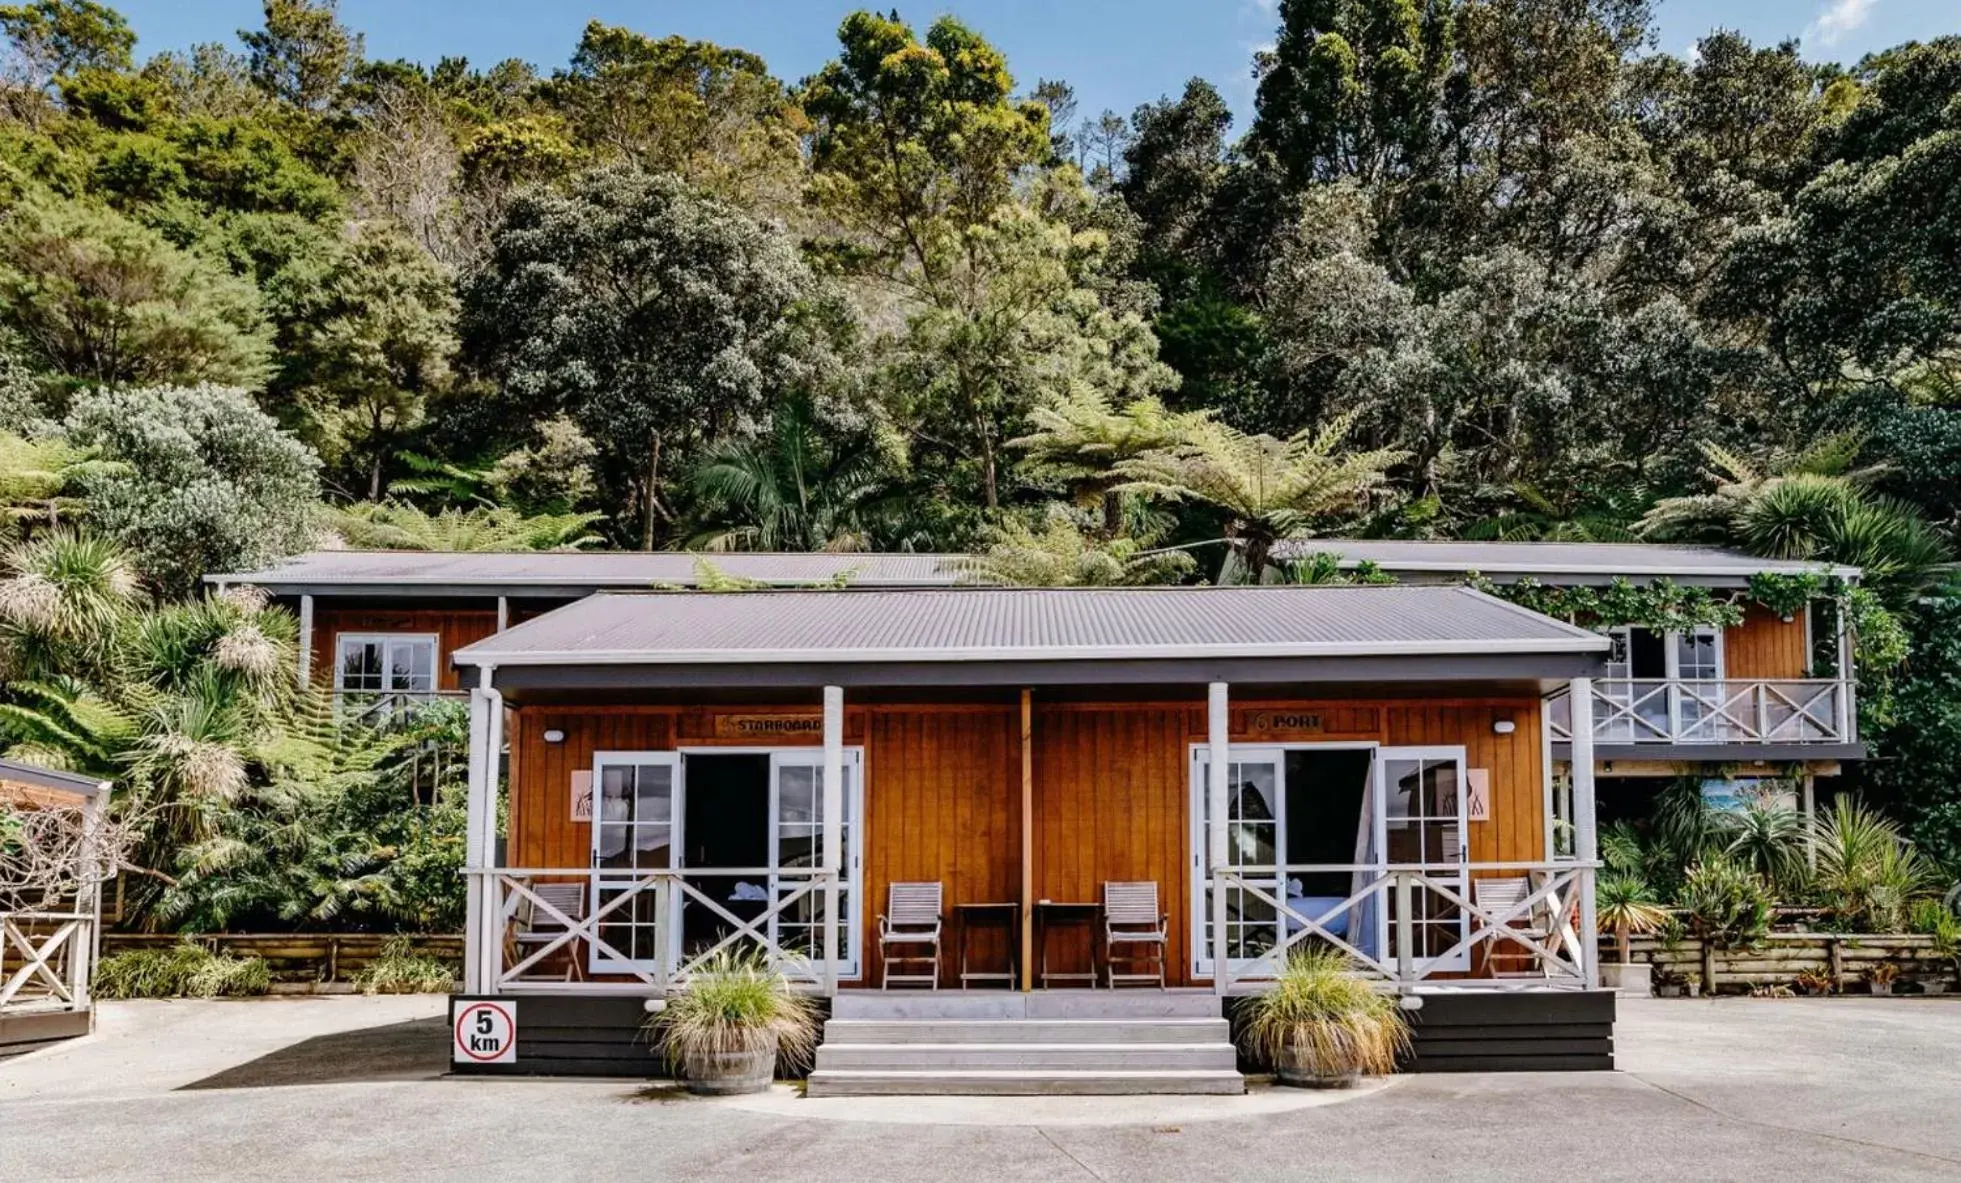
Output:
(179, 1016), (447, 1090)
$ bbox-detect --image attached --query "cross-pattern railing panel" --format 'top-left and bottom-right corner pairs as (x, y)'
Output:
(1546, 679), (1852, 745)
(473, 868), (836, 994)
(1209, 862), (1593, 993)
(0, 912), (93, 1012)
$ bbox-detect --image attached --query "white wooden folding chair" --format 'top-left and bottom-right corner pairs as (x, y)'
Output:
(878, 882), (943, 989)
(1473, 876), (1555, 978)
(505, 881), (588, 982)
(1102, 881), (1168, 989)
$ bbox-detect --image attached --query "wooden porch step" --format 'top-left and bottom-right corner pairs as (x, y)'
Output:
(823, 1018), (1230, 1044)
(804, 1068), (1246, 1097)
(816, 1041), (1238, 1072)
(832, 990), (1222, 1021)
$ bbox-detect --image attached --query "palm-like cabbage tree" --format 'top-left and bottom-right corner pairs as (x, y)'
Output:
(1640, 435), (1947, 599)
(686, 397), (911, 553)
(1012, 393), (1213, 536)
(1116, 414), (1404, 582)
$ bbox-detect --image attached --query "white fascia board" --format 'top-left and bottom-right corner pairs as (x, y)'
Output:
(452, 634), (1611, 667)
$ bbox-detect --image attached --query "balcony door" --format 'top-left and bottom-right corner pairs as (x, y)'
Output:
(1604, 626), (1725, 740)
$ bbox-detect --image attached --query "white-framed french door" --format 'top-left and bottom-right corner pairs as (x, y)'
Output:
(1604, 625), (1726, 740)
(767, 749), (864, 980)
(586, 748), (865, 979)
(589, 751), (679, 975)
(1190, 747), (1287, 978)
(1374, 747), (1471, 974)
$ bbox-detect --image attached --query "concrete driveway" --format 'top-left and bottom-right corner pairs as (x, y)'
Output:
(2, 995), (1957, 1181)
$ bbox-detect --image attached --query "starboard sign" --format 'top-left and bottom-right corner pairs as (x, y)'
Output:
(453, 1000), (517, 1065)
(712, 713), (823, 739)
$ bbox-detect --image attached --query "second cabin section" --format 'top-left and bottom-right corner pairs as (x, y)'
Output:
(449, 583), (1612, 997)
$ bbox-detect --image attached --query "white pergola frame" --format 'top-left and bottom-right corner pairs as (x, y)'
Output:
(0, 761), (112, 1017)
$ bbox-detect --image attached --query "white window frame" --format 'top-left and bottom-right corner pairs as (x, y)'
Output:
(1604, 625), (1726, 681)
(586, 747), (866, 981)
(331, 632), (439, 696)
(1372, 745), (1471, 975)
(588, 751), (681, 975)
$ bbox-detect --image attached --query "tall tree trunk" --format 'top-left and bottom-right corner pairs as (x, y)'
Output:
(642, 432), (663, 551)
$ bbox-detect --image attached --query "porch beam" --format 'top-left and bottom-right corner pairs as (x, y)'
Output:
(1019, 688), (1033, 993)
(822, 685), (843, 997)
(1207, 681), (1229, 995)
(1569, 676), (1600, 990)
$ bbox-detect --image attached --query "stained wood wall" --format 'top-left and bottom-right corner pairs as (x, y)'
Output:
(1724, 606), (1812, 681)
(505, 696), (1544, 988)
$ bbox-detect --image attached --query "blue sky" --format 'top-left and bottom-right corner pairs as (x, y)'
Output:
(111, 1), (1959, 133)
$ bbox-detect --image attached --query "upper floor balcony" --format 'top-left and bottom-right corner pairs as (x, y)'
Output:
(1546, 678), (1859, 759)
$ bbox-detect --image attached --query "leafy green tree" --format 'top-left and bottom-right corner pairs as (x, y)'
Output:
(462, 165), (835, 547)
(1012, 391), (1211, 536)
(0, 0), (132, 120)
(281, 224), (457, 499)
(62, 383), (320, 593)
(239, 0), (361, 114)
(963, 511), (1195, 587)
(0, 193), (274, 390)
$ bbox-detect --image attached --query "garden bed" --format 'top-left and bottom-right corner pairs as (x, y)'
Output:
(1614, 932), (1955, 996)
(101, 932), (461, 987)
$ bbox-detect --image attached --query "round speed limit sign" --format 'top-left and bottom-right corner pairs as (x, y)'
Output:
(453, 1000), (517, 1064)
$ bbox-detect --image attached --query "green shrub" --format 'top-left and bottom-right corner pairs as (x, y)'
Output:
(1679, 857), (1773, 948)
(352, 937), (457, 995)
(648, 949), (820, 1077)
(93, 942), (271, 999)
(1236, 947), (1409, 1077)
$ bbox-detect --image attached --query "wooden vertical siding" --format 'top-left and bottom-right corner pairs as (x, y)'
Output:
(1724, 606), (1811, 681)
(311, 606), (499, 692)
(502, 697), (1544, 988)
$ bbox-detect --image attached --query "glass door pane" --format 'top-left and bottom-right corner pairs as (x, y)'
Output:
(1379, 752), (1469, 972)
(769, 753), (859, 978)
(1194, 750), (1283, 973)
(1676, 629), (1724, 739)
(592, 757), (675, 972)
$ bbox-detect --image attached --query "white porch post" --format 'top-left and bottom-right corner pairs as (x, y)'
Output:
(1207, 681), (1229, 995)
(1569, 676), (1600, 990)
(822, 685), (844, 997)
(463, 669), (495, 994)
(1835, 594), (1855, 742)
(296, 594), (314, 688)
(496, 595), (510, 633)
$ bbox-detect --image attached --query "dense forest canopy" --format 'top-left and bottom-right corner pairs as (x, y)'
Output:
(1, 0), (1960, 925)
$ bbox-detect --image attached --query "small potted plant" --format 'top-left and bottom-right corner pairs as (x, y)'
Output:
(648, 949), (819, 1095)
(1793, 969), (1835, 997)
(1866, 963), (1901, 997)
(1652, 968), (1691, 999)
(1597, 872), (1668, 995)
(1238, 948), (1410, 1088)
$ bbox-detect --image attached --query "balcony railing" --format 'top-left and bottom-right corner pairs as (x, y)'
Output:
(1547, 679), (1854, 747)
(1210, 861), (1593, 993)
(0, 910), (96, 1013)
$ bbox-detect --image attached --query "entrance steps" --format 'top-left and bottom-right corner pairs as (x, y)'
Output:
(806, 991), (1244, 1096)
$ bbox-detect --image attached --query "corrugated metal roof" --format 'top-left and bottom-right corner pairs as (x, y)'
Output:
(207, 550), (969, 591)
(454, 585), (1606, 666)
(1275, 540), (1858, 582)
(0, 756), (109, 798)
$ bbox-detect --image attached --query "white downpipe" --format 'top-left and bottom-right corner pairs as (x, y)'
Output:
(296, 594), (314, 688)
(821, 686), (844, 997)
(1207, 682), (1229, 995)
(1569, 676), (1600, 990)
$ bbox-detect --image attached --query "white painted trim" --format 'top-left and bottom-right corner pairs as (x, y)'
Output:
(330, 632), (440, 692)
(296, 594), (314, 687)
(1329, 559), (1862, 580)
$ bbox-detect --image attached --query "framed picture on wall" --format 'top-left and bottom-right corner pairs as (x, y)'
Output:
(570, 771), (593, 822)
(1466, 769), (1491, 822)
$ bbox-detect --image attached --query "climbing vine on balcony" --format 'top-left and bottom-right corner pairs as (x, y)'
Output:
(1467, 575), (1744, 633)
(1747, 572), (1909, 673)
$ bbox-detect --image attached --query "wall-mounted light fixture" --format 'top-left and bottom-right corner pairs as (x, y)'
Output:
(1492, 719), (1517, 735)
(543, 729), (566, 744)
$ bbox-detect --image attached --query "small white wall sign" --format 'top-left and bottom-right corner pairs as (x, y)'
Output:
(453, 1000), (518, 1065)
(1466, 769), (1491, 822)
(570, 771), (593, 823)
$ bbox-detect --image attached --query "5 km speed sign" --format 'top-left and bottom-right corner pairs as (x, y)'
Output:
(453, 1000), (517, 1064)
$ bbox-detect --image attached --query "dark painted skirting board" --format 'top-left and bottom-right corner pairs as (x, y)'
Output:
(448, 995), (654, 1077)
(0, 1007), (91, 1060)
(1403, 990), (1616, 1073)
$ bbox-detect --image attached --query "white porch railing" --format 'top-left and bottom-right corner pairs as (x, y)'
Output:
(0, 911), (95, 1013)
(1210, 861), (1594, 993)
(468, 867), (839, 995)
(1546, 679), (1854, 746)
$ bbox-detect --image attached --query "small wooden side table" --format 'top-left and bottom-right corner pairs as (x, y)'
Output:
(1033, 900), (1101, 988)
(954, 902), (1020, 989)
